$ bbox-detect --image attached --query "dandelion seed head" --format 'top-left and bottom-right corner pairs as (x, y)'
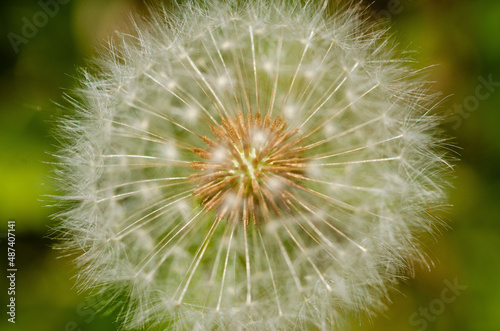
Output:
(52, 1), (452, 330)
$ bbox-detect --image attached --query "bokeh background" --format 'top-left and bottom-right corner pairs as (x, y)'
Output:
(0, 0), (498, 330)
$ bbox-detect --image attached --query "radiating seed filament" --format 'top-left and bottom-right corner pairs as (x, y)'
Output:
(190, 112), (311, 225)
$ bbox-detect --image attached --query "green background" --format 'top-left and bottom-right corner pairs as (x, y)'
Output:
(0, 0), (498, 330)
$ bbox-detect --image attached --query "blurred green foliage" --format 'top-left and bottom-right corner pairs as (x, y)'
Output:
(0, 0), (499, 330)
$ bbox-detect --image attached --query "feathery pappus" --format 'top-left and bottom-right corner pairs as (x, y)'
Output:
(51, 1), (452, 329)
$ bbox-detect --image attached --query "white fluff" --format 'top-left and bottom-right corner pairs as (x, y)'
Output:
(51, 1), (452, 330)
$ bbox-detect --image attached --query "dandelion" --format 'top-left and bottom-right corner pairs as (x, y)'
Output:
(52, 0), (451, 329)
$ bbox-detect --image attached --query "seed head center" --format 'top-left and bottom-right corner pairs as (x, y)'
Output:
(190, 112), (309, 225)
